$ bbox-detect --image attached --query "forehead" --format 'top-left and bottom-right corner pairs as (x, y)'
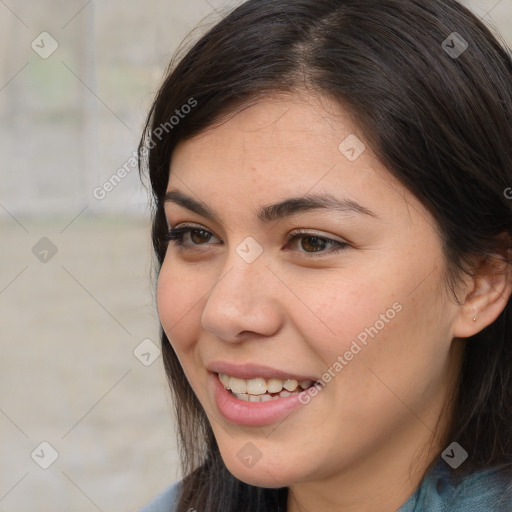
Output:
(170, 94), (374, 183)
(166, 94), (428, 228)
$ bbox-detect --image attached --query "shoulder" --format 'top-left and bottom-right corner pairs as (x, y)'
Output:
(449, 465), (512, 511)
(138, 480), (182, 512)
(399, 459), (512, 512)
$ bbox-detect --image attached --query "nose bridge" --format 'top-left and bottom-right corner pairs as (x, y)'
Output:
(214, 243), (270, 307)
(200, 242), (282, 341)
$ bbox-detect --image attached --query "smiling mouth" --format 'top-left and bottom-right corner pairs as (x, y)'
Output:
(217, 372), (317, 402)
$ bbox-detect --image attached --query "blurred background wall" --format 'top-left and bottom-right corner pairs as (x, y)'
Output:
(0, 1), (511, 511)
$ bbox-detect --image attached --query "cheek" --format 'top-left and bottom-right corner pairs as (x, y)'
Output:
(288, 270), (392, 361)
(156, 260), (204, 352)
(290, 263), (451, 402)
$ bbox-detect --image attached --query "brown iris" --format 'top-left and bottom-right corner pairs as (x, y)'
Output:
(301, 236), (327, 252)
(190, 229), (212, 244)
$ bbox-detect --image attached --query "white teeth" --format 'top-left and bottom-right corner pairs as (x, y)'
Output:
(218, 372), (315, 401)
(219, 373), (230, 388)
(246, 378), (266, 395)
(232, 392), (281, 402)
(283, 379), (298, 392)
(229, 377), (247, 394)
(267, 378), (283, 393)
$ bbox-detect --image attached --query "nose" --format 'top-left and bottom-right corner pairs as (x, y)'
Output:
(200, 253), (283, 343)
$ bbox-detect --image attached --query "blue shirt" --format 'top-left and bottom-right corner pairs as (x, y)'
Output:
(139, 460), (512, 511)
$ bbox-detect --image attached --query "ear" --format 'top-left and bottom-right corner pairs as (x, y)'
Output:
(452, 247), (512, 338)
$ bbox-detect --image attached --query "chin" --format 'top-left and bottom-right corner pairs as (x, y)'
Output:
(219, 447), (300, 489)
(227, 465), (292, 489)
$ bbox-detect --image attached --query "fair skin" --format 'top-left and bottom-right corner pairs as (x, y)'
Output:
(156, 92), (511, 512)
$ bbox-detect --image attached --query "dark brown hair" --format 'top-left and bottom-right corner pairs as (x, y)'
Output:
(139, 1), (512, 510)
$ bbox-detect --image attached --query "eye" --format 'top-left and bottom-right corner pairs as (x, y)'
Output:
(286, 229), (349, 258)
(165, 225), (349, 259)
(165, 225), (221, 246)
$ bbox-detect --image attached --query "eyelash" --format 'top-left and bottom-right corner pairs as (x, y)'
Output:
(164, 225), (348, 259)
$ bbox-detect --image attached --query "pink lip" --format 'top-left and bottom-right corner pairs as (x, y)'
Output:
(210, 372), (312, 426)
(207, 361), (318, 381)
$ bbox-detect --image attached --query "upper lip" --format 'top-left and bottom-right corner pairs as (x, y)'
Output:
(208, 361), (318, 381)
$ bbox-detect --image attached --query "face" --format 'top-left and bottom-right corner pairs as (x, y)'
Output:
(156, 93), (463, 490)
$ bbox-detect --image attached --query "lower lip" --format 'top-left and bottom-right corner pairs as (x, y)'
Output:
(210, 372), (311, 426)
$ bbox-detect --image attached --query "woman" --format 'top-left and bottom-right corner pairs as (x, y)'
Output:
(138, 0), (512, 510)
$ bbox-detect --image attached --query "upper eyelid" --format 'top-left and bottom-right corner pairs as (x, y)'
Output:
(168, 223), (222, 239)
(167, 224), (346, 245)
(290, 228), (347, 243)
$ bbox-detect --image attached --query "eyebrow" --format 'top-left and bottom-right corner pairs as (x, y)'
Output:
(163, 189), (378, 223)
